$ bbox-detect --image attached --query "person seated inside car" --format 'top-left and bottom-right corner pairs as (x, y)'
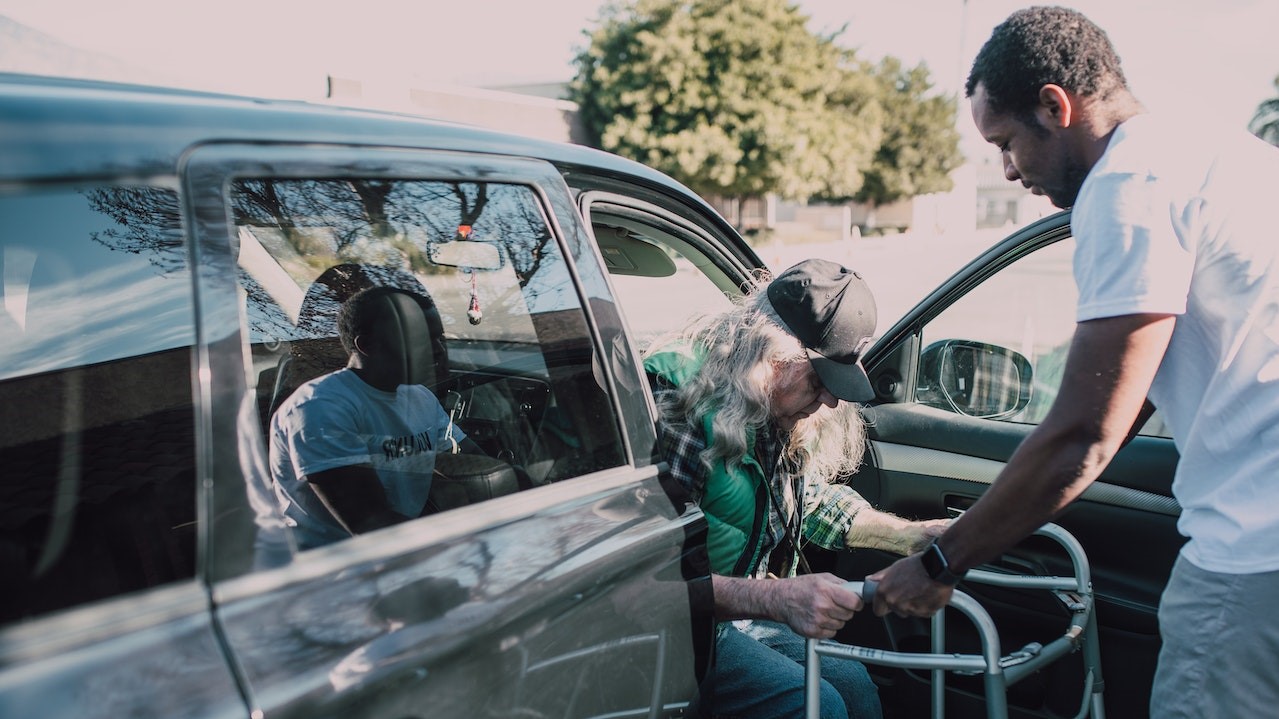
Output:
(269, 285), (486, 550)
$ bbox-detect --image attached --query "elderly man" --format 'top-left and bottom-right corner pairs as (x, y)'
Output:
(646, 258), (946, 719)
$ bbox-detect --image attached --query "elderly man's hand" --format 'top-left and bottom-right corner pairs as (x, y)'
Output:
(770, 573), (865, 639)
(868, 554), (953, 618)
(907, 518), (951, 555)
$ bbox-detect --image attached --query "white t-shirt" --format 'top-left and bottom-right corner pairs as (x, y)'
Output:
(269, 368), (462, 549)
(1072, 113), (1279, 573)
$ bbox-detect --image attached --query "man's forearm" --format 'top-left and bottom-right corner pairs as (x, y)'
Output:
(936, 315), (1173, 576)
(710, 574), (777, 621)
(845, 508), (945, 555)
(937, 425), (1105, 575)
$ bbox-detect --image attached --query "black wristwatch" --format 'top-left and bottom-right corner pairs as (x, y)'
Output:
(920, 540), (965, 585)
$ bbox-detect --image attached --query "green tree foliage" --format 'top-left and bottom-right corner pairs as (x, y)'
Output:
(1250, 74), (1279, 146)
(850, 57), (964, 207)
(570, 0), (961, 206)
(571, 0), (881, 201)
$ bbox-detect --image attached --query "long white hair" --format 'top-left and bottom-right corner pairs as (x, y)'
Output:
(648, 271), (867, 484)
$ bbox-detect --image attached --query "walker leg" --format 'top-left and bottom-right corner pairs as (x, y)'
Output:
(805, 638), (821, 719)
(931, 610), (946, 719)
(1083, 608), (1106, 719)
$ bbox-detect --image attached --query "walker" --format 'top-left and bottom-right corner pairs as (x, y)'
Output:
(804, 522), (1105, 719)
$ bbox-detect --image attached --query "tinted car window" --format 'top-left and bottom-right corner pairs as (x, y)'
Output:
(916, 235), (1171, 436)
(0, 186), (197, 623)
(234, 177), (626, 555)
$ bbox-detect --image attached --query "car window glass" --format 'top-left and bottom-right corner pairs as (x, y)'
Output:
(916, 235), (1171, 437)
(234, 178), (625, 556)
(0, 186), (198, 624)
(919, 238), (1077, 424)
(589, 217), (737, 350)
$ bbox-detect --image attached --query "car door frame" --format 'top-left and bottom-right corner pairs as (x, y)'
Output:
(575, 188), (760, 398)
(184, 141), (709, 719)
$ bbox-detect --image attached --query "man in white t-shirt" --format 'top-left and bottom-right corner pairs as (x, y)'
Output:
(270, 286), (478, 550)
(868, 7), (1279, 716)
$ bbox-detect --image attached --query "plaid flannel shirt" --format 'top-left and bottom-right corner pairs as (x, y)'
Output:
(653, 386), (872, 578)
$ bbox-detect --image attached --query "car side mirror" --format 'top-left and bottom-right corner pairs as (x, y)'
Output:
(917, 339), (1033, 419)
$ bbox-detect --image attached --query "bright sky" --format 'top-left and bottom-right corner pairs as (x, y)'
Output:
(2, 0), (1275, 133)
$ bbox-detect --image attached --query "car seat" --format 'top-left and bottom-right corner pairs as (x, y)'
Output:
(264, 263), (450, 420)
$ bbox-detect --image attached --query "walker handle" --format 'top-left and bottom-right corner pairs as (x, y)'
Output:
(860, 579), (878, 608)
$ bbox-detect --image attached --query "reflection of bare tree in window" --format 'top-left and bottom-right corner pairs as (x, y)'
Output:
(232, 179), (557, 290)
(293, 263), (430, 339)
(84, 179), (565, 342)
(238, 271), (296, 339)
(493, 192), (554, 289)
(235, 180), (299, 233)
(349, 180), (395, 238)
(84, 179), (560, 285)
(84, 188), (185, 275)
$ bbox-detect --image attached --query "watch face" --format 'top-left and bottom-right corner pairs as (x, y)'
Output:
(921, 542), (946, 578)
(921, 542), (959, 584)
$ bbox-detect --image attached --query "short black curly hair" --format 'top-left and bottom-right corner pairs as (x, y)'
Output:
(966, 6), (1129, 117)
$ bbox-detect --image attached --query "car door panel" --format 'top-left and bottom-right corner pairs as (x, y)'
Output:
(0, 584), (245, 719)
(210, 469), (701, 718)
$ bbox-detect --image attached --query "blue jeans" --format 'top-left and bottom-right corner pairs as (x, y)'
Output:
(696, 620), (882, 719)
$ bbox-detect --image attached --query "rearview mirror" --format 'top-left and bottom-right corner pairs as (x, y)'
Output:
(428, 240), (503, 271)
(917, 339), (1033, 419)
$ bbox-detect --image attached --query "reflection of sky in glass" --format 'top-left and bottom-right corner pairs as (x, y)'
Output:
(0, 189), (193, 381)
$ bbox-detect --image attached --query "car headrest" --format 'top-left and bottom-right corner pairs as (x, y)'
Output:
(364, 288), (448, 389)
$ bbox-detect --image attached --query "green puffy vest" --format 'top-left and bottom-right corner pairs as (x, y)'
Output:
(644, 344), (770, 577)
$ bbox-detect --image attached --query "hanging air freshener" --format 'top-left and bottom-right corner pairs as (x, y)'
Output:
(466, 271), (483, 325)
